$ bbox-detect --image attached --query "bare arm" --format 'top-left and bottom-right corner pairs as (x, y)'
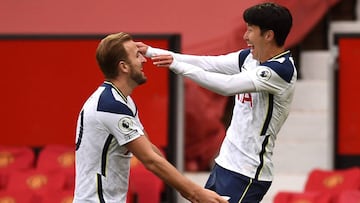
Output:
(143, 130), (164, 157)
(125, 136), (228, 203)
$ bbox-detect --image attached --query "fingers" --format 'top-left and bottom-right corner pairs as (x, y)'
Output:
(151, 55), (173, 67)
(135, 42), (148, 54)
(220, 196), (230, 201)
(219, 197), (229, 203)
(134, 41), (145, 47)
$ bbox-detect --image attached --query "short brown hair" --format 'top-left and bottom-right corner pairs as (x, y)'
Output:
(96, 32), (133, 79)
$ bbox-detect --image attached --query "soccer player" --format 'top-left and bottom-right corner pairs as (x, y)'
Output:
(73, 32), (228, 203)
(136, 2), (296, 203)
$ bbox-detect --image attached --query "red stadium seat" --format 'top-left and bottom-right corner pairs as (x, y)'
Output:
(5, 168), (67, 200)
(40, 189), (74, 203)
(0, 189), (35, 203)
(304, 167), (360, 192)
(274, 167), (360, 203)
(274, 191), (332, 203)
(273, 191), (290, 203)
(0, 188), (74, 203)
(0, 145), (35, 190)
(36, 144), (75, 190)
(336, 190), (360, 203)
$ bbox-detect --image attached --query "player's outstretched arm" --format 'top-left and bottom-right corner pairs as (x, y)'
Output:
(125, 135), (228, 203)
(151, 54), (256, 96)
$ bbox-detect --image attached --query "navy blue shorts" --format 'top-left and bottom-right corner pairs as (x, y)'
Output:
(204, 164), (272, 203)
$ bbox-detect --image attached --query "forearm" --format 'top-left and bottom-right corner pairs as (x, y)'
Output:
(147, 46), (240, 74)
(128, 136), (225, 203)
(128, 137), (198, 201)
(151, 144), (164, 157)
(143, 155), (201, 201)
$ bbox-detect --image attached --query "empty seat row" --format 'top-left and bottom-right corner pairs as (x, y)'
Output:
(0, 189), (73, 203)
(0, 145), (165, 203)
(0, 145), (74, 191)
(274, 167), (360, 203)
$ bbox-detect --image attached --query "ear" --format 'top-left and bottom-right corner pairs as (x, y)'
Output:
(118, 61), (129, 73)
(265, 30), (274, 41)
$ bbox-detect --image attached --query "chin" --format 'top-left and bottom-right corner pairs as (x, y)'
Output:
(137, 78), (147, 85)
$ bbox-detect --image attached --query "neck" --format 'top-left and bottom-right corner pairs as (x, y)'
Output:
(106, 79), (132, 98)
(259, 46), (286, 63)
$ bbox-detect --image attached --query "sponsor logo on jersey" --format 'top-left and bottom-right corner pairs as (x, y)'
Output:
(256, 68), (271, 81)
(119, 117), (132, 131)
(118, 117), (136, 140)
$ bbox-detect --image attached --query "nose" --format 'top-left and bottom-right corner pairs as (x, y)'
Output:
(140, 54), (147, 63)
(243, 32), (248, 41)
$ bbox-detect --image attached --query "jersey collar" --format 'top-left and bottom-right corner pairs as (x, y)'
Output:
(104, 81), (127, 103)
(271, 50), (290, 60)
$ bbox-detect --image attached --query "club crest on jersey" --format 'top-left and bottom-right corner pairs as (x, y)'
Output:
(118, 117), (133, 134)
(256, 68), (271, 81)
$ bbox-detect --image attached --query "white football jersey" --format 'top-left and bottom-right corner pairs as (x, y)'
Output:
(73, 81), (144, 203)
(147, 47), (297, 181)
(215, 49), (297, 181)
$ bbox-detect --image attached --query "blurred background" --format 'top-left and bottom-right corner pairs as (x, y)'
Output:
(1, 0), (360, 202)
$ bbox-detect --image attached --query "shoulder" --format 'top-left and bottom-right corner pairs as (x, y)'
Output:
(262, 52), (296, 83)
(97, 84), (135, 117)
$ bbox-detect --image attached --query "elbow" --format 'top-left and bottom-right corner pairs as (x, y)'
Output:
(214, 87), (237, 96)
(140, 156), (163, 172)
(213, 82), (256, 96)
(141, 158), (156, 170)
(221, 91), (235, 96)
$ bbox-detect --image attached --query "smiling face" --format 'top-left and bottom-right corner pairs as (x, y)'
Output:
(243, 24), (266, 61)
(243, 24), (277, 63)
(123, 40), (148, 85)
(242, 3), (292, 63)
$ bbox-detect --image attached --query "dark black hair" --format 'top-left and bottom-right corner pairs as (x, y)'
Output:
(243, 2), (292, 46)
